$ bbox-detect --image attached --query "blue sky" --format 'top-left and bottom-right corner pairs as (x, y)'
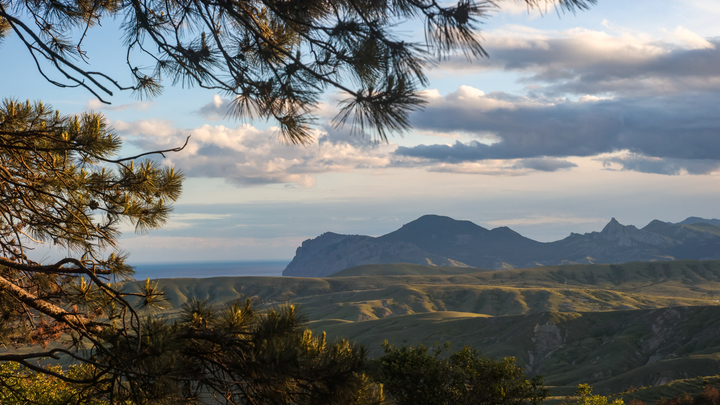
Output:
(3, 0), (720, 263)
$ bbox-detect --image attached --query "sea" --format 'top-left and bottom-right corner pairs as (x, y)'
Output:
(130, 260), (289, 280)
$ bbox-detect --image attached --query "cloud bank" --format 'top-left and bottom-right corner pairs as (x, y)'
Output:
(397, 84), (720, 175)
(114, 25), (720, 183)
(404, 27), (720, 176)
(115, 119), (395, 187)
(441, 26), (720, 97)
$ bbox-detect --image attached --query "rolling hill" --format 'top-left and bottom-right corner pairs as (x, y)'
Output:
(130, 260), (720, 397)
(282, 215), (720, 277)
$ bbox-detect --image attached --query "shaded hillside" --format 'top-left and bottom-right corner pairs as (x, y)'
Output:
(129, 260), (720, 398)
(283, 215), (720, 277)
(129, 261), (720, 317)
(128, 260), (720, 320)
(315, 307), (720, 395)
(329, 263), (487, 277)
(615, 375), (720, 405)
(282, 230), (460, 277)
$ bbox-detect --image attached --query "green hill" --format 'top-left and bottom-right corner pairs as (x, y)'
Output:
(126, 260), (720, 399)
(314, 306), (720, 395)
(132, 260), (720, 311)
(329, 263), (484, 277)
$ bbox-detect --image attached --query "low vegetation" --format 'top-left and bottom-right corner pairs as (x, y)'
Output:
(0, 363), (102, 405)
(6, 260), (720, 402)
(561, 384), (624, 405)
(117, 260), (720, 399)
(376, 342), (548, 405)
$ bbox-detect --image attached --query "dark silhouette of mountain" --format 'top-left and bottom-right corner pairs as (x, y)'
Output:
(282, 215), (720, 277)
(675, 216), (720, 226)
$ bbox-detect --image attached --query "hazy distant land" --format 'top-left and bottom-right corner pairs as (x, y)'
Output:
(284, 215), (720, 277)
(131, 260), (288, 279)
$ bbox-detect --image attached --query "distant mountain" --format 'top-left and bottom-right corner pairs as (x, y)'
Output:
(675, 216), (720, 226)
(282, 215), (720, 277)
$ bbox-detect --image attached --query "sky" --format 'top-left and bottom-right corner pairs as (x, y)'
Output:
(2, 0), (720, 263)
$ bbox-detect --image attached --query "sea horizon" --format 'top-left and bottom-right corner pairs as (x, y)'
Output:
(130, 260), (290, 280)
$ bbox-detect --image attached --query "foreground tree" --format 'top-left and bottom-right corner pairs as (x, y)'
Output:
(0, 362), (106, 405)
(375, 342), (548, 405)
(627, 385), (720, 405)
(0, 99), (382, 404)
(0, 0), (595, 143)
(562, 384), (624, 405)
(0, 97), (182, 351)
(87, 300), (384, 404)
(0, 97), (181, 399)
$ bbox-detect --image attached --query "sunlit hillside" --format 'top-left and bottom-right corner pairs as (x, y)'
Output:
(128, 260), (720, 399)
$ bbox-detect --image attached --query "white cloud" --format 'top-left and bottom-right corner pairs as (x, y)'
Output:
(120, 235), (304, 261)
(196, 95), (230, 120)
(512, 157), (577, 172)
(421, 157), (576, 176)
(172, 213), (232, 220)
(437, 25), (720, 97)
(494, 0), (550, 18)
(485, 216), (605, 227)
(114, 111), (589, 185)
(670, 26), (716, 50)
(598, 152), (720, 175)
(115, 119), (396, 187)
(428, 85), (550, 111)
(162, 213), (233, 230)
(115, 119), (178, 139)
(426, 161), (532, 176)
(578, 95), (613, 102)
(483, 26), (667, 70)
(86, 99), (152, 111)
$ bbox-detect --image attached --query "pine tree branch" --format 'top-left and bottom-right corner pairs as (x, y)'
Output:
(0, 274), (105, 334)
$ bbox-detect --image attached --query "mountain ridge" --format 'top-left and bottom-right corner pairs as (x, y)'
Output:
(283, 215), (720, 277)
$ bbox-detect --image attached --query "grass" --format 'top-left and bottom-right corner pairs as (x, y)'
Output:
(123, 260), (720, 325)
(613, 375), (720, 404)
(310, 306), (720, 396)
(121, 259), (720, 401)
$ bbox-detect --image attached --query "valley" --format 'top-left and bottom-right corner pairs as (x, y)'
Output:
(132, 259), (720, 400)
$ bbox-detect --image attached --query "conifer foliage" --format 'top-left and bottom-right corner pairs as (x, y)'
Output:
(0, 100), (383, 404)
(0, 362), (106, 405)
(101, 300), (384, 404)
(0, 0), (595, 143)
(0, 98), (182, 397)
(376, 342), (548, 405)
(0, 98), (182, 349)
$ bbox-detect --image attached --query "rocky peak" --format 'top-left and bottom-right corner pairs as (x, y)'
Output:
(599, 218), (674, 247)
(295, 232), (370, 257)
(646, 219), (669, 227)
(601, 217), (621, 231)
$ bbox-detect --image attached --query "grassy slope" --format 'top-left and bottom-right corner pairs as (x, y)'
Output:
(133, 260), (720, 320)
(314, 306), (720, 393)
(683, 223), (720, 237)
(127, 260), (720, 399)
(615, 376), (720, 404)
(328, 263), (486, 277)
